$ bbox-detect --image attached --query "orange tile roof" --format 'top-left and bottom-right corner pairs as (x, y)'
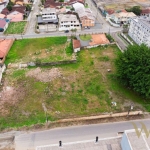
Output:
(89, 34), (110, 46)
(73, 39), (81, 49)
(0, 39), (14, 58)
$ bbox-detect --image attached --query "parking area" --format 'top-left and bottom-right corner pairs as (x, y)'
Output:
(39, 24), (58, 32)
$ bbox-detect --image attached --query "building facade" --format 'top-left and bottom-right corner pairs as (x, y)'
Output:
(38, 8), (58, 24)
(128, 17), (150, 47)
(58, 14), (81, 31)
(76, 8), (95, 28)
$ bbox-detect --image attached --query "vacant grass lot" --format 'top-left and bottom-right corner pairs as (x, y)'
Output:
(5, 22), (27, 34)
(0, 44), (147, 130)
(80, 34), (91, 41)
(5, 36), (73, 64)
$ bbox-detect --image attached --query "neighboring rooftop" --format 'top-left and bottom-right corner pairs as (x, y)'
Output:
(0, 19), (6, 28)
(76, 8), (96, 21)
(89, 34), (110, 46)
(112, 12), (136, 18)
(58, 14), (78, 22)
(42, 8), (56, 14)
(0, 39), (14, 59)
(141, 7), (150, 14)
(73, 39), (81, 49)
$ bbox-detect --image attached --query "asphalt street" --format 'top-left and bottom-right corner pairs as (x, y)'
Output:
(15, 119), (150, 150)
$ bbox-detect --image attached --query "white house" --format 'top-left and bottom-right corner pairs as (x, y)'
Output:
(58, 14), (81, 31)
(109, 12), (136, 24)
(72, 2), (85, 12)
(38, 8), (58, 24)
(128, 17), (150, 47)
(0, 0), (8, 13)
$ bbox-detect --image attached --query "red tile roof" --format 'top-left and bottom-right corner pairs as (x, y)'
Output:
(0, 19), (6, 28)
(44, 0), (84, 8)
(11, 6), (26, 14)
(1, 8), (9, 15)
(141, 8), (150, 14)
(0, 39), (14, 58)
(73, 39), (81, 49)
(106, 9), (114, 15)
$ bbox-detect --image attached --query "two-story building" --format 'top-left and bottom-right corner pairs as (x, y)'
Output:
(77, 8), (95, 28)
(109, 12), (136, 24)
(38, 8), (58, 24)
(58, 14), (81, 31)
(128, 17), (150, 47)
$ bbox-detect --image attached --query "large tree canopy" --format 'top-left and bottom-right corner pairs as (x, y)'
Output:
(126, 6), (141, 16)
(115, 44), (150, 98)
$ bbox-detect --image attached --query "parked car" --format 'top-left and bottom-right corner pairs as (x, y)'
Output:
(64, 30), (69, 33)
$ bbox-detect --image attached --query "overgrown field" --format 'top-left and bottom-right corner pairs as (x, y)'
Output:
(5, 22), (27, 34)
(5, 36), (73, 65)
(0, 44), (147, 130)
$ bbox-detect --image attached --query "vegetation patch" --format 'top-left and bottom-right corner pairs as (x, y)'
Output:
(5, 22), (27, 34)
(0, 45), (148, 130)
(80, 34), (91, 41)
(5, 36), (73, 64)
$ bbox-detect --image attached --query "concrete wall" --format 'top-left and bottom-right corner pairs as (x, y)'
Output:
(74, 47), (80, 53)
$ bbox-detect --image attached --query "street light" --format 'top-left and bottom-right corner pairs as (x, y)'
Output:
(127, 104), (134, 117)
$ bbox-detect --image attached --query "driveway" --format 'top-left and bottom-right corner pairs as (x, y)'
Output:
(76, 35), (90, 47)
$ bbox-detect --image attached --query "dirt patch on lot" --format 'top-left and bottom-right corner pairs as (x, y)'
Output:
(26, 67), (62, 82)
(0, 81), (25, 115)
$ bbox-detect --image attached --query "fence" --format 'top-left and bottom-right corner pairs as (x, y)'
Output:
(36, 59), (77, 66)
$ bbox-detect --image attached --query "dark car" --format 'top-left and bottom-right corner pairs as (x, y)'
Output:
(64, 30), (69, 33)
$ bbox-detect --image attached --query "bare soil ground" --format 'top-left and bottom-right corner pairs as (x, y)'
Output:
(26, 67), (62, 82)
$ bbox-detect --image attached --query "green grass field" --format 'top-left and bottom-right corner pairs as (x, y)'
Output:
(5, 36), (73, 64)
(0, 44), (148, 130)
(4, 22), (27, 34)
(80, 34), (91, 41)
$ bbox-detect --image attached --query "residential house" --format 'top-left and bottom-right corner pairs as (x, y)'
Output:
(58, 14), (81, 31)
(0, 19), (8, 32)
(87, 34), (110, 48)
(141, 7), (150, 18)
(7, 11), (23, 22)
(128, 17), (150, 47)
(76, 8), (95, 28)
(0, 39), (14, 65)
(73, 39), (80, 52)
(12, 5), (26, 13)
(109, 12), (136, 24)
(38, 8), (58, 24)
(1, 7), (9, 15)
(0, 2), (7, 13)
(44, 0), (84, 9)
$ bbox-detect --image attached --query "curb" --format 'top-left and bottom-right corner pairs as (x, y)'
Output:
(56, 111), (143, 123)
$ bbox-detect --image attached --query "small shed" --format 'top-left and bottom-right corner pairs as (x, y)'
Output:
(73, 39), (81, 53)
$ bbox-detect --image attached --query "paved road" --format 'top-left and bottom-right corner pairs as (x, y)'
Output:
(15, 118), (150, 150)
(1, 28), (122, 39)
(25, 0), (40, 35)
(111, 32), (129, 51)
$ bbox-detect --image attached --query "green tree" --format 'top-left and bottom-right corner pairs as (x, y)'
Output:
(7, 0), (14, 11)
(115, 44), (150, 98)
(126, 6), (141, 16)
(26, 4), (31, 11)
